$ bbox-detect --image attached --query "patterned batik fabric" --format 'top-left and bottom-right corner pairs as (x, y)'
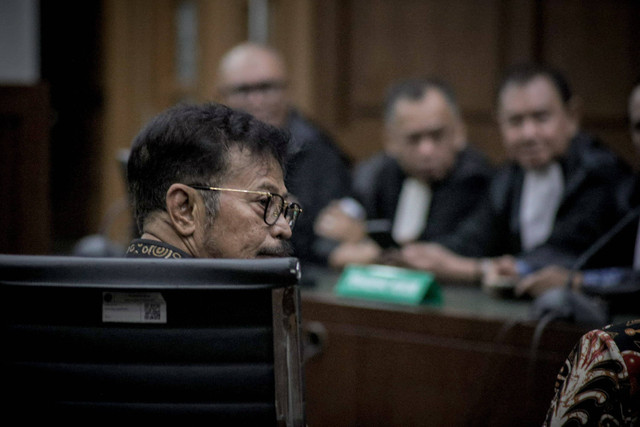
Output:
(544, 319), (640, 427)
(125, 238), (191, 259)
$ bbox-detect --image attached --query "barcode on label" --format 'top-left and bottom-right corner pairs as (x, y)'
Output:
(103, 292), (167, 323)
(144, 303), (161, 320)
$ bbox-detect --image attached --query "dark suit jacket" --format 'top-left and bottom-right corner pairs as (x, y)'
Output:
(603, 173), (640, 268)
(442, 132), (632, 269)
(576, 176), (640, 313)
(352, 146), (494, 247)
(285, 109), (352, 265)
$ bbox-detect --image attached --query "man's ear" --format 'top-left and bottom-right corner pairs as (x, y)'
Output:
(565, 96), (583, 136)
(454, 120), (468, 151)
(166, 184), (198, 237)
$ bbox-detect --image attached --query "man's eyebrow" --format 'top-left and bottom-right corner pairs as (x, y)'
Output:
(256, 182), (286, 196)
(407, 125), (446, 138)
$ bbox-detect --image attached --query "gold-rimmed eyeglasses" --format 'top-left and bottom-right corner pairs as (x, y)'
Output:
(188, 185), (302, 230)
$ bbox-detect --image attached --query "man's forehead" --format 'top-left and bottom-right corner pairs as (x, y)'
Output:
(499, 76), (562, 110)
(392, 92), (456, 129)
(227, 146), (276, 168)
(220, 48), (286, 84)
(224, 147), (284, 185)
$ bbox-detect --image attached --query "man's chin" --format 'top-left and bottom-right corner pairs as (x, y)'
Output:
(414, 169), (444, 183)
(518, 156), (551, 170)
(513, 147), (553, 170)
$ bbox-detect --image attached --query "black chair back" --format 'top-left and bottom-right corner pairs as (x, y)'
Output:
(0, 255), (305, 425)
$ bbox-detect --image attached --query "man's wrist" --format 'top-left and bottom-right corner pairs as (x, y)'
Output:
(570, 272), (583, 291)
(475, 258), (492, 284)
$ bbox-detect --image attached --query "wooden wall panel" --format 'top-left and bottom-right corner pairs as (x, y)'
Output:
(348, 0), (501, 114)
(100, 0), (247, 245)
(314, 0), (506, 162)
(539, 0), (640, 165)
(310, 0), (639, 165)
(498, 0), (538, 68)
(271, 0), (316, 115)
(101, 0), (176, 244)
(542, 0), (636, 116)
(198, 0), (247, 102)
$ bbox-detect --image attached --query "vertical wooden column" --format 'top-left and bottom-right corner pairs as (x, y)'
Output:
(198, 0), (248, 103)
(270, 0), (316, 116)
(99, 0), (248, 244)
(100, 0), (175, 244)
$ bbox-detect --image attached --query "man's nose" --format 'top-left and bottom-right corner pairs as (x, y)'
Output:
(520, 118), (538, 140)
(271, 214), (293, 240)
(246, 89), (268, 106)
(417, 138), (436, 157)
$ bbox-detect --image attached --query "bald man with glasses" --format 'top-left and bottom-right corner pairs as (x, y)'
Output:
(125, 102), (300, 260)
(216, 42), (351, 267)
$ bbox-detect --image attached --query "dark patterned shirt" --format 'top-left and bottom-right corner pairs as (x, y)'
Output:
(544, 319), (640, 426)
(125, 239), (192, 259)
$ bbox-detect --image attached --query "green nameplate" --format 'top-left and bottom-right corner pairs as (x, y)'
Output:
(334, 264), (442, 305)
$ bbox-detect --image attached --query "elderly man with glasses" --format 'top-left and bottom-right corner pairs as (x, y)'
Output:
(125, 102), (301, 260)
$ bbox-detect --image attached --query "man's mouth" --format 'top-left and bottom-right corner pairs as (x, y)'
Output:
(257, 241), (294, 258)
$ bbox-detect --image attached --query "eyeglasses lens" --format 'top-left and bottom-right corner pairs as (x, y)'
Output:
(265, 195), (301, 229)
(265, 194), (284, 225)
(285, 206), (300, 229)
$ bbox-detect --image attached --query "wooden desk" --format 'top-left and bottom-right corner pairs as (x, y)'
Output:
(300, 271), (590, 426)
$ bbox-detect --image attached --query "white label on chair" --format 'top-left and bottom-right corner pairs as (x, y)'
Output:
(102, 292), (167, 323)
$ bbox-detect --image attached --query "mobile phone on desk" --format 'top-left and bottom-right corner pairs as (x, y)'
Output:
(366, 219), (398, 248)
